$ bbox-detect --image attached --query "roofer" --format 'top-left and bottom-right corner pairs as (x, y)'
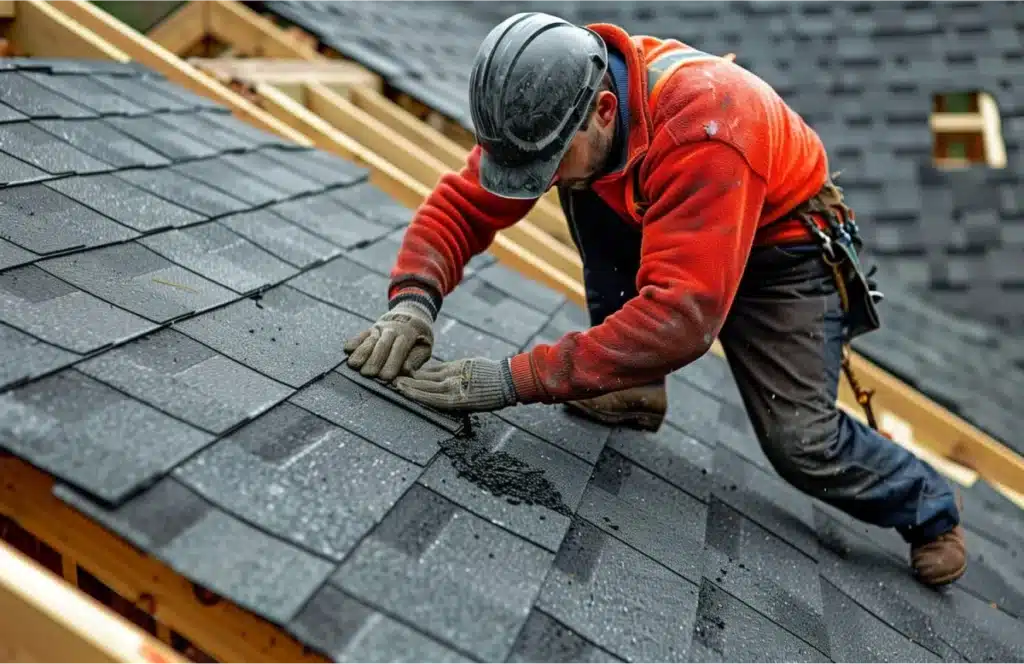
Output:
(343, 13), (967, 586)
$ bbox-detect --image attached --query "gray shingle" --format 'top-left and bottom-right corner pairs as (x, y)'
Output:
(78, 328), (291, 434)
(173, 156), (292, 205)
(328, 181), (412, 228)
(433, 314), (519, 362)
(105, 115), (218, 160)
(442, 277), (550, 347)
(22, 72), (148, 116)
(89, 74), (195, 112)
(116, 167), (248, 218)
(219, 208), (341, 269)
(0, 265), (153, 353)
(337, 365), (465, 435)
(269, 192), (391, 249)
(44, 174), (204, 233)
(0, 102), (27, 123)
(0, 236), (35, 271)
(57, 478), (334, 625)
(157, 112), (255, 154)
(606, 424), (713, 501)
(0, 183), (136, 254)
(579, 449), (707, 582)
(537, 518), (698, 662)
(288, 254), (389, 319)
(419, 413), (590, 551)
(290, 371), (449, 465)
(334, 485), (553, 662)
(40, 243), (237, 323)
(263, 147), (369, 188)
(508, 610), (623, 663)
(177, 402), (418, 562)
(0, 122), (111, 174)
(0, 72), (96, 119)
(198, 112), (291, 150)
(477, 261), (566, 317)
(0, 321), (78, 388)
(135, 78), (224, 112)
(497, 403), (611, 464)
(289, 584), (467, 663)
(0, 151), (47, 186)
(176, 285), (368, 387)
(0, 370), (211, 503)
(218, 150), (323, 198)
(33, 119), (171, 169)
(139, 223), (297, 294)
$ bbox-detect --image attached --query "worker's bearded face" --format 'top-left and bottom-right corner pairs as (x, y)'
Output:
(555, 93), (617, 190)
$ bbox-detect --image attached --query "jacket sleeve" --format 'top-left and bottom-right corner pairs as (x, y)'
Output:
(507, 139), (769, 404)
(387, 145), (537, 318)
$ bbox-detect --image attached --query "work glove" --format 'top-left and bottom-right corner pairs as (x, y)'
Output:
(343, 301), (434, 381)
(394, 357), (518, 412)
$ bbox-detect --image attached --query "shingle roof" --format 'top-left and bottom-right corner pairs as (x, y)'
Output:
(257, 0), (1024, 456)
(2, 57), (1023, 662)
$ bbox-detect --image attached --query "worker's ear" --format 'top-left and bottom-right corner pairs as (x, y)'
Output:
(593, 90), (617, 128)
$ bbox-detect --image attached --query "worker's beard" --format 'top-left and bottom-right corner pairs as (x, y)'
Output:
(564, 128), (613, 190)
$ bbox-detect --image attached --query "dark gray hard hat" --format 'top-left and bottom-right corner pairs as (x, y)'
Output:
(469, 12), (609, 199)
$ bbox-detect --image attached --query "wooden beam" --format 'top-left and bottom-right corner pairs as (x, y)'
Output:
(978, 92), (1008, 168)
(189, 57), (381, 92)
(0, 1), (15, 17)
(0, 457), (327, 664)
(306, 82), (583, 284)
(930, 112), (986, 133)
(8, 0), (129, 60)
(0, 536), (185, 663)
(206, 0), (320, 59)
(45, 0), (311, 146)
(145, 0), (205, 56)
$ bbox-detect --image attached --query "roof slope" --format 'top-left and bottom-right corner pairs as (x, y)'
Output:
(257, 0), (1024, 456)
(1, 57), (1023, 662)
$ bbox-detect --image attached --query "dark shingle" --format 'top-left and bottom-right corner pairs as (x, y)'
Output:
(262, 147), (369, 187)
(418, 413), (591, 551)
(328, 181), (412, 228)
(39, 243), (237, 324)
(0, 321), (78, 388)
(288, 255), (389, 319)
(432, 314), (519, 363)
(218, 150), (323, 198)
(78, 328), (291, 435)
(139, 223), (297, 294)
(289, 584), (466, 663)
(334, 485), (553, 662)
(269, 192), (391, 249)
(537, 518), (698, 662)
(33, 119), (170, 169)
(219, 209), (342, 269)
(134, 77), (225, 112)
(0, 72), (96, 119)
(442, 277), (550, 347)
(0, 370), (212, 503)
(175, 285), (368, 388)
(477, 261), (566, 317)
(56, 478), (334, 624)
(158, 112), (256, 154)
(0, 122), (111, 174)
(0, 184), (136, 254)
(44, 174), (204, 233)
(176, 402), (419, 562)
(0, 152), (47, 186)
(0, 236), (36, 271)
(105, 115), (219, 160)
(22, 72), (148, 116)
(606, 425), (713, 501)
(90, 74), (195, 112)
(508, 610), (623, 663)
(290, 371), (448, 465)
(198, 112), (291, 150)
(0, 102), (27, 123)
(172, 156), (290, 207)
(116, 167), (249, 218)
(497, 403), (611, 465)
(0, 265), (153, 353)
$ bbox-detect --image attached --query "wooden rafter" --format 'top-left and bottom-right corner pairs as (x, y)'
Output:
(0, 537), (184, 663)
(3, 0), (128, 60)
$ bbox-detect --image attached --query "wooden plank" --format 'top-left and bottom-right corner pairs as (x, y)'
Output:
(0, 457), (327, 664)
(45, 0), (311, 146)
(306, 82), (583, 284)
(0, 537), (185, 663)
(9, 0), (129, 60)
(145, 0), (205, 55)
(0, 0), (16, 17)
(188, 57), (380, 91)
(930, 112), (986, 133)
(978, 92), (1008, 168)
(206, 0), (321, 59)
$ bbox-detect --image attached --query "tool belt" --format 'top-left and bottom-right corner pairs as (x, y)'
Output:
(787, 177), (884, 342)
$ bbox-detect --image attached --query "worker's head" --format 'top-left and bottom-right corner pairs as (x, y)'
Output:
(469, 12), (611, 199)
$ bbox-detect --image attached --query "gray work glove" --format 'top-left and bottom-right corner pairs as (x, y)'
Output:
(394, 357), (517, 412)
(344, 301), (434, 381)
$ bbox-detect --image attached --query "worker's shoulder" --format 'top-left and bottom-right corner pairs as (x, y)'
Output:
(652, 57), (791, 150)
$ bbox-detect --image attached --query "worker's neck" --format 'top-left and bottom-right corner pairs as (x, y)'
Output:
(600, 48), (630, 176)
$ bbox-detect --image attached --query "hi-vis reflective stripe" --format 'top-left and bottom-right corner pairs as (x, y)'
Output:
(647, 48), (722, 110)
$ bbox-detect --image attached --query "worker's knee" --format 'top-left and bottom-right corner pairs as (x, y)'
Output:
(759, 416), (844, 491)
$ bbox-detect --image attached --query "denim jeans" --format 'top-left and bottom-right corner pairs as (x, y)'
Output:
(558, 185), (960, 543)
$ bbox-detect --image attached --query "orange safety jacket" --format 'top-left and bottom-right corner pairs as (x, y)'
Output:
(388, 23), (832, 405)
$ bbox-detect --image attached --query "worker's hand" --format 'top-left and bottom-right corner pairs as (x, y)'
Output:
(343, 301), (434, 381)
(394, 357), (517, 412)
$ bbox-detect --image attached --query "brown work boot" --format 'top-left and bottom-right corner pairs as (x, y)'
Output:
(911, 525), (967, 587)
(565, 384), (668, 432)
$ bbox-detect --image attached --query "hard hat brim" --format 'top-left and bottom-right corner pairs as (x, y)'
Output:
(478, 145), (563, 200)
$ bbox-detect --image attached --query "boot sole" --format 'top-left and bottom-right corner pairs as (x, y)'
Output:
(565, 402), (665, 432)
(916, 560), (968, 587)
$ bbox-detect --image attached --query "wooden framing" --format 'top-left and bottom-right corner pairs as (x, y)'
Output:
(4, 0), (128, 60)
(931, 91), (1007, 168)
(0, 537), (184, 663)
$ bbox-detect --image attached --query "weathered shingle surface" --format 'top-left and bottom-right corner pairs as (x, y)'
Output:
(2, 57), (1023, 662)
(260, 0), (1024, 455)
